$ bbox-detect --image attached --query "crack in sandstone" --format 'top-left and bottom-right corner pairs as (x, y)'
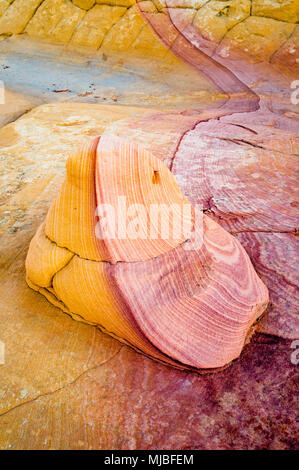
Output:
(0, 345), (124, 419)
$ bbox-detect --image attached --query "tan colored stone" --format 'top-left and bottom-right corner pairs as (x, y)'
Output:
(101, 5), (145, 52)
(252, 0), (299, 23)
(130, 24), (168, 57)
(1, 103), (152, 421)
(223, 16), (295, 61)
(26, 0), (85, 43)
(71, 4), (126, 49)
(0, 252), (121, 418)
(0, 0), (43, 35)
(52, 8), (86, 42)
(193, 0), (251, 44)
(0, 338), (297, 450)
(72, 0), (95, 9)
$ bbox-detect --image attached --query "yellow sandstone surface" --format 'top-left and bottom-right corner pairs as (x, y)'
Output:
(100, 5), (146, 52)
(25, 222), (74, 288)
(0, 0), (298, 451)
(26, 0), (85, 43)
(0, 0), (43, 35)
(96, 0), (136, 6)
(0, 0), (10, 17)
(128, 12), (177, 58)
(72, 0), (95, 9)
(0, 0), (297, 66)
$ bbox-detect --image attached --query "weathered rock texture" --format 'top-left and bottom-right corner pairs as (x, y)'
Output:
(0, 0), (298, 451)
(0, 0), (298, 75)
(0, 98), (298, 448)
(25, 134), (268, 371)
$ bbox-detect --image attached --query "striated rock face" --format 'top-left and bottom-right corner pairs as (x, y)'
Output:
(171, 117), (298, 234)
(237, 232), (299, 340)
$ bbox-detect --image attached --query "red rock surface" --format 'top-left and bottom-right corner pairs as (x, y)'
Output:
(26, 135), (269, 371)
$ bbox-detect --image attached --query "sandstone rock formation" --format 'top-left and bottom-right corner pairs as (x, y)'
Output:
(0, 0), (298, 450)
